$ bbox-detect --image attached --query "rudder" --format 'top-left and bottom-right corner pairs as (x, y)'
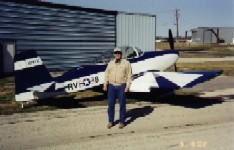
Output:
(14, 50), (53, 101)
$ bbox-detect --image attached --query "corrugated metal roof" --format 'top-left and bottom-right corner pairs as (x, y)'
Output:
(0, 0), (117, 15)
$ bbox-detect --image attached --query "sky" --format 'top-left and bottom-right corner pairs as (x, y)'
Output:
(42, 0), (234, 37)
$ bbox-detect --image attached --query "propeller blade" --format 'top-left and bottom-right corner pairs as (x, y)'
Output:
(169, 29), (174, 50)
(168, 29), (177, 72)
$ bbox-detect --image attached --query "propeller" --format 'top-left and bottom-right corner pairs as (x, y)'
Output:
(168, 29), (178, 72)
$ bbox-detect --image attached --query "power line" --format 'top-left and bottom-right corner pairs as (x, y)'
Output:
(175, 9), (180, 40)
(180, 18), (197, 28)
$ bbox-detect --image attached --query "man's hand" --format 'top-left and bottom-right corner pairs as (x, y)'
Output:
(124, 87), (129, 92)
(103, 84), (108, 92)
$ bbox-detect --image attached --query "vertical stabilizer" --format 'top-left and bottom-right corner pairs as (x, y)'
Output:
(14, 50), (53, 101)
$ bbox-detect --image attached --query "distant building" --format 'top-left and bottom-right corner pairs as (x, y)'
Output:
(191, 27), (234, 44)
(0, 0), (156, 75)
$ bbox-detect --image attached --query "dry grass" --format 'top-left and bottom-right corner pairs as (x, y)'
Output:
(161, 42), (234, 76)
(156, 42), (234, 51)
(0, 77), (15, 103)
(170, 61), (234, 76)
(0, 77), (19, 115)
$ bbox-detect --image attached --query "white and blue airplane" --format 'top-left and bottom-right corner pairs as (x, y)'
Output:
(14, 45), (222, 102)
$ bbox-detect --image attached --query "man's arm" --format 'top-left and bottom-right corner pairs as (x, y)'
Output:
(125, 62), (132, 92)
(103, 63), (110, 91)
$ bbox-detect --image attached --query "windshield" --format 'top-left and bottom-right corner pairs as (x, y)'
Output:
(135, 47), (144, 56)
(119, 46), (138, 59)
(92, 46), (144, 64)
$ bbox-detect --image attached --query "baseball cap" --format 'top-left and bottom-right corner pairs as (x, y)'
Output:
(113, 47), (122, 53)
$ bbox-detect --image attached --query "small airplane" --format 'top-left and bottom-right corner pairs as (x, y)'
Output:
(14, 30), (223, 103)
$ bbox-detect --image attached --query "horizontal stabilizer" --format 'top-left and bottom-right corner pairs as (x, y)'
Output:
(130, 70), (222, 92)
(154, 70), (223, 89)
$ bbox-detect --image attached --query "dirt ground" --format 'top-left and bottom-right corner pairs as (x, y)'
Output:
(0, 76), (234, 150)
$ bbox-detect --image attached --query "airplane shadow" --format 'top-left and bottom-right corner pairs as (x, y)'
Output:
(127, 91), (224, 109)
(157, 94), (224, 109)
(36, 94), (107, 109)
(36, 89), (225, 110)
(37, 96), (86, 109)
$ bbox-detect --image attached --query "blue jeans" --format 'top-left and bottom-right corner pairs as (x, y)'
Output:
(108, 84), (126, 124)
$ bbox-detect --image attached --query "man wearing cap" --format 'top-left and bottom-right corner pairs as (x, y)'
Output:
(103, 47), (132, 129)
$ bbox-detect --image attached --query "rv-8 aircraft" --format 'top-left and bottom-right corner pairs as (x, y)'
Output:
(14, 31), (222, 103)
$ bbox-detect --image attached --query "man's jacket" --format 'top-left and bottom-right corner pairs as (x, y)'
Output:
(104, 59), (132, 88)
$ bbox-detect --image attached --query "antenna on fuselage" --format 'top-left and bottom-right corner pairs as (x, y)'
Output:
(168, 29), (178, 72)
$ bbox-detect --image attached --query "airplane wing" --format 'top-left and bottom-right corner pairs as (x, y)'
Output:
(130, 70), (223, 92)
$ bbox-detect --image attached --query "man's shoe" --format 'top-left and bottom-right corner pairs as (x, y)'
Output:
(119, 123), (125, 129)
(107, 123), (113, 129)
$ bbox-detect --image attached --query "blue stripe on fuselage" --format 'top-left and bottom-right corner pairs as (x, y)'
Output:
(54, 50), (179, 83)
(54, 65), (107, 83)
(128, 50), (179, 63)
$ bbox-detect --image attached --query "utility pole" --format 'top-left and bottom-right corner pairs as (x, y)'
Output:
(175, 9), (180, 41)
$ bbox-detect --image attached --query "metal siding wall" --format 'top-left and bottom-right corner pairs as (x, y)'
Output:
(116, 13), (156, 51)
(191, 29), (199, 42)
(204, 31), (212, 43)
(220, 28), (234, 43)
(0, 1), (116, 70)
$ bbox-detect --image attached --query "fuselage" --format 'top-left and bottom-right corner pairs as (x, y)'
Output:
(129, 50), (179, 74)
(58, 50), (179, 93)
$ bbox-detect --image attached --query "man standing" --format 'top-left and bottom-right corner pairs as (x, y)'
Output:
(103, 47), (132, 129)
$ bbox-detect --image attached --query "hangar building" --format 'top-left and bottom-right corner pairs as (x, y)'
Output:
(191, 27), (234, 44)
(0, 0), (156, 75)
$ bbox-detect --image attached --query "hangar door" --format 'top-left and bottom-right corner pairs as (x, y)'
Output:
(0, 40), (15, 75)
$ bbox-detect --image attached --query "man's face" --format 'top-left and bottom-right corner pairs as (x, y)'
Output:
(114, 52), (122, 60)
